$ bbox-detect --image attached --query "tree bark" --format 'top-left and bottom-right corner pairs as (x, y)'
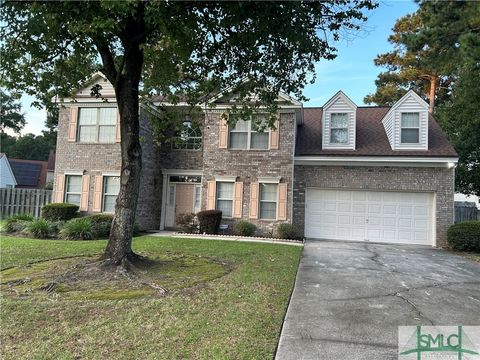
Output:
(428, 76), (436, 113)
(102, 43), (144, 267)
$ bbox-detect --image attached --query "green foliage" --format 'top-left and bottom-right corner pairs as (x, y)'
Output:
(233, 220), (256, 237)
(0, 90), (26, 133)
(176, 213), (197, 234)
(0, 0), (376, 255)
(0, 132), (53, 161)
(276, 223), (302, 240)
(42, 203), (79, 221)
(84, 213), (114, 224)
(60, 218), (94, 240)
(27, 219), (54, 239)
(197, 210), (222, 235)
(447, 221), (480, 252)
(4, 214), (34, 233)
(82, 214), (114, 238)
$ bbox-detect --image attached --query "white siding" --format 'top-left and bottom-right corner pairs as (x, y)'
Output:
(382, 110), (395, 148)
(382, 91), (429, 150)
(0, 156), (16, 188)
(322, 93), (356, 150)
(76, 76), (115, 97)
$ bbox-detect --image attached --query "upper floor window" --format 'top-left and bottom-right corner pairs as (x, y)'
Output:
(229, 114), (269, 150)
(330, 113), (349, 144)
(102, 176), (120, 213)
(172, 121), (202, 150)
(78, 107), (116, 143)
(64, 175), (82, 206)
(216, 181), (234, 217)
(400, 113), (420, 144)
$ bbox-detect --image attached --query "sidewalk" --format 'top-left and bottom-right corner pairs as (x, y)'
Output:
(146, 230), (304, 247)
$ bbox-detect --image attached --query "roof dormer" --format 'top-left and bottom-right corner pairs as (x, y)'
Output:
(322, 91), (357, 150)
(382, 90), (429, 151)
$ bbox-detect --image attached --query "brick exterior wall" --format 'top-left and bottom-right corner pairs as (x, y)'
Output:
(202, 110), (296, 235)
(293, 165), (455, 247)
(54, 105), (164, 230)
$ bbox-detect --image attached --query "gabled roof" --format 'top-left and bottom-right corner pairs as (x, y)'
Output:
(381, 90), (429, 124)
(0, 153), (17, 186)
(322, 90), (357, 110)
(296, 107), (457, 157)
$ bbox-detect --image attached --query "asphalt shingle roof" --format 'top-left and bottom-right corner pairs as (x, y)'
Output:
(296, 107), (457, 157)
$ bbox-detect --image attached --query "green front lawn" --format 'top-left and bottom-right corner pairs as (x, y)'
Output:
(0, 235), (301, 359)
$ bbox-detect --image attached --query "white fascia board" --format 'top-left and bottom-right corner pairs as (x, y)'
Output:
(381, 90), (428, 124)
(294, 156), (458, 168)
(322, 90), (357, 109)
(152, 102), (301, 110)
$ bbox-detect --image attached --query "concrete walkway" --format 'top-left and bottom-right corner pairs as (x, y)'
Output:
(147, 230), (303, 246)
(275, 240), (480, 360)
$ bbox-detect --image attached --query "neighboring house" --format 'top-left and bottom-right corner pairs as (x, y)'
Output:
(0, 153), (17, 188)
(9, 158), (48, 189)
(53, 74), (458, 247)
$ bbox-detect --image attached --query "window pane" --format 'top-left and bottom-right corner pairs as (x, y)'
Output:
(194, 186), (201, 209)
(231, 119), (249, 132)
(79, 125), (97, 142)
(251, 132), (269, 149)
(216, 182), (233, 199)
(216, 199), (232, 217)
(330, 128), (348, 144)
(99, 125), (116, 143)
(229, 132), (248, 149)
(66, 175), (82, 193)
(401, 113), (419, 128)
(99, 108), (117, 125)
(331, 113), (349, 128)
(251, 114), (268, 130)
(104, 176), (120, 194)
(103, 195), (116, 213)
(78, 108), (97, 125)
(401, 129), (419, 143)
(65, 194), (81, 206)
(260, 202), (276, 220)
(260, 183), (277, 201)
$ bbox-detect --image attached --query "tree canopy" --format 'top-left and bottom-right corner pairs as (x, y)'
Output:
(0, 90), (26, 133)
(365, 0), (480, 195)
(0, 1), (376, 266)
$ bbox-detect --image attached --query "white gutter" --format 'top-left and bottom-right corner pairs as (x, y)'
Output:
(294, 156), (458, 168)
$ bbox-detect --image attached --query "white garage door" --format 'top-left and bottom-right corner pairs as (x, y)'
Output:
(305, 189), (434, 245)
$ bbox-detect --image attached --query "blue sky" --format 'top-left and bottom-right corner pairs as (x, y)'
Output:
(19, 0), (418, 135)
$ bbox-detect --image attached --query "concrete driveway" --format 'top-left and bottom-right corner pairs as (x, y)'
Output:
(276, 240), (480, 360)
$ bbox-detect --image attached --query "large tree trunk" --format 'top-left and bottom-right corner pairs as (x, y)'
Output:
(102, 45), (144, 267)
(428, 76), (436, 113)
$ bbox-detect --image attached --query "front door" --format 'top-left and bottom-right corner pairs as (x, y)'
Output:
(174, 183), (195, 226)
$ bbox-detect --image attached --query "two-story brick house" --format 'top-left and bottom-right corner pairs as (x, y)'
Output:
(53, 74), (458, 247)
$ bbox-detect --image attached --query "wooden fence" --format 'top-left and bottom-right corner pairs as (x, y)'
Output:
(454, 201), (480, 224)
(0, 188), (53, 219)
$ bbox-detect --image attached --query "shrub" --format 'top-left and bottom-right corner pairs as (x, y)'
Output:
(276, 223), (302, 240)
(447, 221), (480, 252)
(197, 210), (222, 234)
(176, 213), (197, 233)
(8, 213), (34, 222)
(83, 213), (114, 238)
(5, 219), (31, 233)
(27, 219), (54, 238)
(233, 220), (256, 236)
(42, 203), (79, 221)
(60, 218), (94, 240)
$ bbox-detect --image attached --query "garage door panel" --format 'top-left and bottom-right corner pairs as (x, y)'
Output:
(305, 189), (434, 245)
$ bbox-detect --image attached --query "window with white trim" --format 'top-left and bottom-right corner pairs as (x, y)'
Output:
(172, 121), (202, 150)
(102, 176), (120, 213)
(64, 175), (82, 206)
(330, 113), (349, 144)
(229, 114), (269, 150)
(259, 183), (277, 219)
(78, 107), (116, 143)
(216, 181), (234, 217)
(400, 112), (420, 144)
